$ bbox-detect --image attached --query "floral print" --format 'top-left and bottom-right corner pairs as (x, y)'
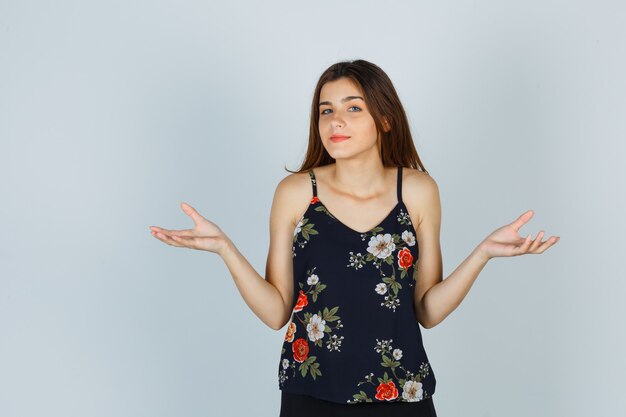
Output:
(367, 233), (396, 258)
(279, 267), (344, 385)
(345, 222), (419, 312)
(292, 211), (318, 257)
(279, 166), (435, 405)
(298, 185), (419, 313)
(346, 338), (431, 404)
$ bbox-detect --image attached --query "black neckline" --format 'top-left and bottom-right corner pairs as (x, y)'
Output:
(306, 166), (406, 235)
(313, 198), (404, 235)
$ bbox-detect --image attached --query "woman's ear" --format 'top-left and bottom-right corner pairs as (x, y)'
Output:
(382, 116), (391, 132)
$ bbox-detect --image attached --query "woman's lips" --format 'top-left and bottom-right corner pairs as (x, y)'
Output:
(330, 135), (350, 143)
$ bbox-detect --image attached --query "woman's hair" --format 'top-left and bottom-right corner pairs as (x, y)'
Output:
(286, 59), (428, 175)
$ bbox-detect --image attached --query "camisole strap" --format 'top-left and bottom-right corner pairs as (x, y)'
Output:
(308, 169), (318, 197)
(397, 166), (403, 203)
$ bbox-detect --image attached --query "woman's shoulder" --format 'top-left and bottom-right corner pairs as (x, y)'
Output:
(401, 167), (440, 223)
(281, 164), (334, 189)
(402, 166), (437, 188)
(276, 169), (314, 193)
(272, 169), (317, 226)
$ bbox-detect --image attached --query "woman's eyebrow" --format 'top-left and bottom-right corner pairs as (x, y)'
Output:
(318, 96), (364, 106)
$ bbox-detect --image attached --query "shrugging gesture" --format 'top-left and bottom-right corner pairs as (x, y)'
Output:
(477, 209), (560, 261)
(149, 202), (230, 255)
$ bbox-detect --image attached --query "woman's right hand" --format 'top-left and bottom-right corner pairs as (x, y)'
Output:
(149, 202), (231, 256)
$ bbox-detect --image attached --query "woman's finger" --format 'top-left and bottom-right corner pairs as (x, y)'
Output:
(150, 226), (176, 234)
(527, 231), (545, 252)
(517, 234), (533, 255)
(509, 210), (534, 233)
(150, 226), (195, 237)
(534, 236), (560, 254)
(170, 234), (201, 250)
(152, 230), (185, 248)
(180, 202), (208, 226)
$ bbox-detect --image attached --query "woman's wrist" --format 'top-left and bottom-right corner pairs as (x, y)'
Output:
(474, 242), (491, 264)
(218, 235), (236, 259)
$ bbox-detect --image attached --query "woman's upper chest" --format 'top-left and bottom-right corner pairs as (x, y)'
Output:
(309, 166), (420, 236)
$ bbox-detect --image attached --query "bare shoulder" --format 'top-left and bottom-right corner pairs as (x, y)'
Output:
(272, 170), (314, 228)
(401, 168), (441, 229)
(402, 167), (438, 191)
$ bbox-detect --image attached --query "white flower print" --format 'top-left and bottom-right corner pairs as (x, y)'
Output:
(282, 358), (290, 369)
(307, 273), (319, 285)
(392, 348), (403, 360)
(367, 233), (396, 259)
(278, 368), (288, 384)
(348, 336), (432, 404)
(402, 380), (424, 402)
(375, 283), (388, 295)
(381, 295), (401, 311)
(397, 208), (412, 225)
(402, 230), (416, 246)
(306, 313), (326, 342)
(347, 251), (366, 269)
(419, 362), (431, 377)
(374, 338), (393, 354)
(293, 218), (303, 236)
(325, 334), (345, 352)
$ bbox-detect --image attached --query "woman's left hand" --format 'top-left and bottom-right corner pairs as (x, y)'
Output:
(477, 210), (560, 261)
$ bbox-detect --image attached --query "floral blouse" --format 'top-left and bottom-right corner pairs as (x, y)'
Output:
(277, 166), (436, 405)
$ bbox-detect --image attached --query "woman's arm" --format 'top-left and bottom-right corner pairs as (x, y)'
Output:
(150, 177), (300, 331)
(220, 237), (291, 331)
(406, 172), (559, 329)
(218, 177), (299, 330)
(404, 171), (448, 329)
(417, 245), (489, 329)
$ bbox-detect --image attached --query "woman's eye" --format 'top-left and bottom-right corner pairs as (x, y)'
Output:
(321, 106), (361, 115)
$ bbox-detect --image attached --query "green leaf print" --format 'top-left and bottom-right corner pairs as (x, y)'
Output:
(311, 363), (321, 380)
(298, 356), (323, 380)
(314, 205), (336, 220)
(347, 339), (431, 404)
(382, 355), (392, 368)
(323, 305), (340, 322)
(381, 354), (401, 368)
(301, 224), (318, 241)
(293, 217), (320, 256)
(322, 306), (339, 320)
(282, 269), (344, 384)
(351, 390), (373, 402)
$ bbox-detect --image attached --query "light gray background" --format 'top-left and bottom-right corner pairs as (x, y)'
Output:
(1, 1), (624, 416)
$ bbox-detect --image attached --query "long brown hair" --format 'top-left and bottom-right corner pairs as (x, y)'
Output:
(286, 59), (428, 175)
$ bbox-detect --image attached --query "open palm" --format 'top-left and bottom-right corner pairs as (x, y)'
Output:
(149, 202), (229, 254)
(479, 210), (560, 260)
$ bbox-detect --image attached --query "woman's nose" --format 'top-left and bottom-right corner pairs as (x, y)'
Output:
(331, 113), (345, 128)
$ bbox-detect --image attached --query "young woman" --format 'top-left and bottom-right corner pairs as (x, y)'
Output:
(149, 59), (560, 416)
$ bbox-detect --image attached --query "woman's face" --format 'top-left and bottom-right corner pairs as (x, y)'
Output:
(318, 77), (382, 161)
